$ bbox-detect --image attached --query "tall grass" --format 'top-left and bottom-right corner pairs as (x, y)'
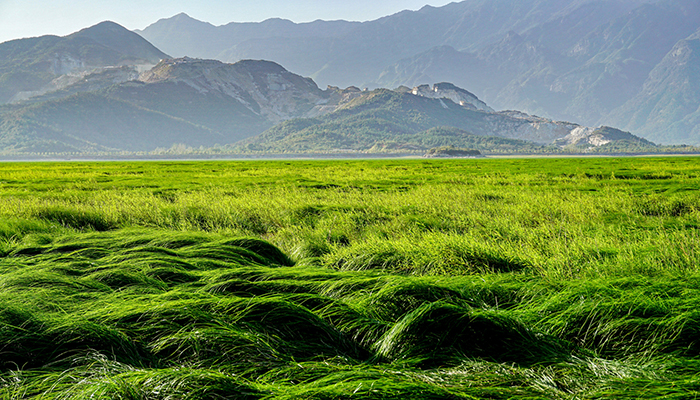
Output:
(0, 157), (699, 398)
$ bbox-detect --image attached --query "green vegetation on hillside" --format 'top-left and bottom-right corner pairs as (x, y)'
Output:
(1, 157), (700, 398)
(238, 91), (668, 155)
(241, 90), (518, 153)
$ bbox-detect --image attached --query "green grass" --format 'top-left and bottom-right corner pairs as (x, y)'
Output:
(0, 157), (699, 398)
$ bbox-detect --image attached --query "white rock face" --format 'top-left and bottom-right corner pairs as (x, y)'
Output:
(411, 83), (494, 112)
(554, 126), (643, 148)
(139, 58), (325, 123)
(483, 112), (580, 144)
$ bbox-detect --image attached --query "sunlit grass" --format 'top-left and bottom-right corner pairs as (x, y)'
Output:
(0, 157), (699, 398)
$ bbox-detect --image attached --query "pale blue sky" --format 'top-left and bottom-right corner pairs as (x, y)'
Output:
(0, 0), (455, 43)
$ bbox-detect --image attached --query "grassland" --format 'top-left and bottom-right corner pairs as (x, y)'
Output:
(0, 157), (699, 399)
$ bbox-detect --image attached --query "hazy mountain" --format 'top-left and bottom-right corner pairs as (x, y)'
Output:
(137, 58), (324, 123)
(134, 13), (358, 62)
(137, 0), (628, 89)
(132, 0), (700, 145)
(0, 21), (168, 104)
(374, 0), (700, 144)
(605, 31), (700, 144)
(0, 14), (670, 154)
(549, 0), (700, 123)
(0, 93), (221, 153)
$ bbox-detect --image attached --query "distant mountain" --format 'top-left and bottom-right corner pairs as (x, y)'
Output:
(238, 86), (650, 153)
(605, 31), (700, 145)
(375, 0), (700, 144)
(134, 0), (700, 144)
(137, 58), (322, 119)
(0, 21), (168, 104)
(134, 13), (359, 77)
(1, 50), (650, 154)
(0, 17), (667, 155)
(138, 1), (639, 89)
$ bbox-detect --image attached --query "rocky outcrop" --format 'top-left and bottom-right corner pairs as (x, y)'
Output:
(554, 126), (655, 148)
(491, 110), (579, 144)
(411, 83), (494, 112)
(305, 86), (367, 118)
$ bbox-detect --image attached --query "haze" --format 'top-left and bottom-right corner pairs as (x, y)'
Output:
(0, 0), (454, 43)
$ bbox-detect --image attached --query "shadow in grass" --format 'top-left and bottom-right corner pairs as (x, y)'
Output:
(333, 245), (528, 275)
(207, 278), (316, 297)
(230, 298), (370, 361)
(32, 207), (116, 231)
(67, 367), (266, 400)
(151, 326), (285, 370)
(0, 307), (148, 369)
(374, 302), (571, 368)
(222, 239), (295, 267)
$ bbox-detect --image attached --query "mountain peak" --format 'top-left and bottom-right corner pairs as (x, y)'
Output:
(138, 12), (216, 33)
(70, 21), (130, 38)
(65, 20), (168, 62)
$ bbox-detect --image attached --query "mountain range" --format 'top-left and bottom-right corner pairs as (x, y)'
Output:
(136, 0), (700, 146)
(0, 1), (697, 154)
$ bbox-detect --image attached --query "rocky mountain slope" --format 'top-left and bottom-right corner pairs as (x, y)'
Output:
(605, 31), (700, 144)
(135, 0), (700, 145)
(376, 0), (700, 145)
(0, 93), (222, 153)
(0, 54), (329, 152)
(138, 58), (324, 124)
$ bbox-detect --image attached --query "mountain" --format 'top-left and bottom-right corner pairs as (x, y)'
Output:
(0, 57), (329, 152)
(0, 16), (667, 155)
(0, 21), (168, 104)
(111, 1), (700, 146)
(134, 0), (700, 145)
(605, 31), (700, 145)
(138, 1), (639, 89)
(133, 13), (359, 59)
(374, 0), (700, 144)
(238, 86), (648, 153)
(137, 58), (324, 124)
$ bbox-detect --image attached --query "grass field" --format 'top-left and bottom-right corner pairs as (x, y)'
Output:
(0, 157), (699, 399)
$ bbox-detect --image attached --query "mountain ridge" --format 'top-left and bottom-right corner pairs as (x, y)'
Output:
(0, 19), (684, 155)
(133, 0), (700, 145)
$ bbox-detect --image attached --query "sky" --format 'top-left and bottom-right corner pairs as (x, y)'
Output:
(0, 0), (455, 43)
